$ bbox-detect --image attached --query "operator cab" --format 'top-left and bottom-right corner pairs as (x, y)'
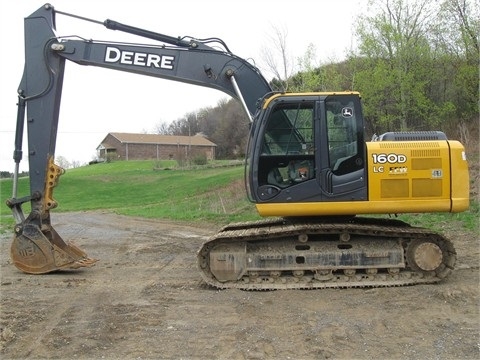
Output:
(246, 92), (367, 204)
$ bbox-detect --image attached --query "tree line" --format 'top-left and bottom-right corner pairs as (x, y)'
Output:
(156, 0), (478, 158)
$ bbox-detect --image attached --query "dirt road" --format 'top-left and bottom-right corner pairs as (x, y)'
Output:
(1, 211), (479, 359)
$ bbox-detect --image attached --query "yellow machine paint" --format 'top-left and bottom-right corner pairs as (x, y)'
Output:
(256, 140), (469, 217)
(367, 139), (469, 211)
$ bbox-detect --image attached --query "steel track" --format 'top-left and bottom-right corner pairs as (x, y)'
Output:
(197, 217), (456, 290)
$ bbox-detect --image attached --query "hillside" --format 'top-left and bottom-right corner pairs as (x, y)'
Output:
(0, 161), (261, 233)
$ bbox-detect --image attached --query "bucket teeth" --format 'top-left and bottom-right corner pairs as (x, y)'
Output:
(63, 256), (98, 270)
(11, 224), (97, 274)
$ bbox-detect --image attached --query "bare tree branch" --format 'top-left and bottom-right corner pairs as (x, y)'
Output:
(260, 24), (294, 91)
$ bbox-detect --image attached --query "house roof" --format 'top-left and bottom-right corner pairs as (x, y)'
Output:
(105, 132), (216, 147)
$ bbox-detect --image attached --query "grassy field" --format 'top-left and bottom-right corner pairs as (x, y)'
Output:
(1, 160), (478, 234)
(0, 160), (261, 232)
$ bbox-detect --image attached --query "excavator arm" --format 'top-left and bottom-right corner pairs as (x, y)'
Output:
(7, 4), (271, 274)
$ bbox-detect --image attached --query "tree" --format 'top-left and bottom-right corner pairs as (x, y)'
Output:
(353, 0), (478, 134)
(433, 0), (479, 124)
(290, 44), (349, 92)
(291, 43), (322, 91)
(260, 25), (294, 91)
(152, 98), (248, 160)
(1, 171), (12, 179)
(154, 121), (172, 135)
(71, 160), (82, 168)
(56, 156), (71, 169)
(210, 100), (249, 158)
(438, 0), (479, 59)
(354, 0), (446, 131)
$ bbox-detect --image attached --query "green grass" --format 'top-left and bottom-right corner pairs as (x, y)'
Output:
(394, 206), (478, 232)
(1, 160), (478, 236)
(0, 160), (261, 233)
(395, 201), (479, 233)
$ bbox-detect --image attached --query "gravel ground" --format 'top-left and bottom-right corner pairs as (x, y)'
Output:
(1, 211), (479, 359)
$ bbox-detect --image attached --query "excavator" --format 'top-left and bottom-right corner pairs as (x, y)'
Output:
(7, 4), (470, 289)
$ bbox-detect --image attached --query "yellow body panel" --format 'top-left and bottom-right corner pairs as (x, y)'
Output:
(448, 141), (470, 210)
(366, 140), (469, 212)
(256, 140), (469, 217)
(256, 199), (452, 217)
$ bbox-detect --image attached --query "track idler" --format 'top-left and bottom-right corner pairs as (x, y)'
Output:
(11, 220), (97, 274)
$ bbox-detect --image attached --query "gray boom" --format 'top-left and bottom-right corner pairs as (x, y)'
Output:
(10, 3), (272, 223)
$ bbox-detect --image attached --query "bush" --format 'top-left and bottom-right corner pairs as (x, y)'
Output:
(192, 154), (207, 166)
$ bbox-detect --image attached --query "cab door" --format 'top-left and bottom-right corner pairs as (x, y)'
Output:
(318, 94), (367, 201)
(247, 93), (367, 204)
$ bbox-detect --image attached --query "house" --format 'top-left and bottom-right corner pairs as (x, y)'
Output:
(96, 132), (216, 161)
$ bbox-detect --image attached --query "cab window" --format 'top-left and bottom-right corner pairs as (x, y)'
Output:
(325, 98), (362, 175)
(259, 102), (315, 188)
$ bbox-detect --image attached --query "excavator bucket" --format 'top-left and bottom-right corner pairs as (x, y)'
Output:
(8, 154), (96, 274)
(10, 223), (97, 274)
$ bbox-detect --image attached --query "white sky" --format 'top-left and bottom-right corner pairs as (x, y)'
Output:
(0, 0), (366, 172)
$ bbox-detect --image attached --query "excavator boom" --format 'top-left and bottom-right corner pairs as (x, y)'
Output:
(8, 4), (270, 274)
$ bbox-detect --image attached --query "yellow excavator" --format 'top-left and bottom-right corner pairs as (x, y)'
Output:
(7, 4), (469, 289)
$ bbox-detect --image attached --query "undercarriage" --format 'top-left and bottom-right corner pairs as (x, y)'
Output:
(197, 217), (456, 290)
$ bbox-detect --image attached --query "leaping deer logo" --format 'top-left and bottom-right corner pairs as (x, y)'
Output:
(342, 107), (353, 117)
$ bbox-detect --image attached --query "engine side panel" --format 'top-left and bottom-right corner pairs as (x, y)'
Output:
(366, 140), (469, 212)
(367, 140), (450, 202)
